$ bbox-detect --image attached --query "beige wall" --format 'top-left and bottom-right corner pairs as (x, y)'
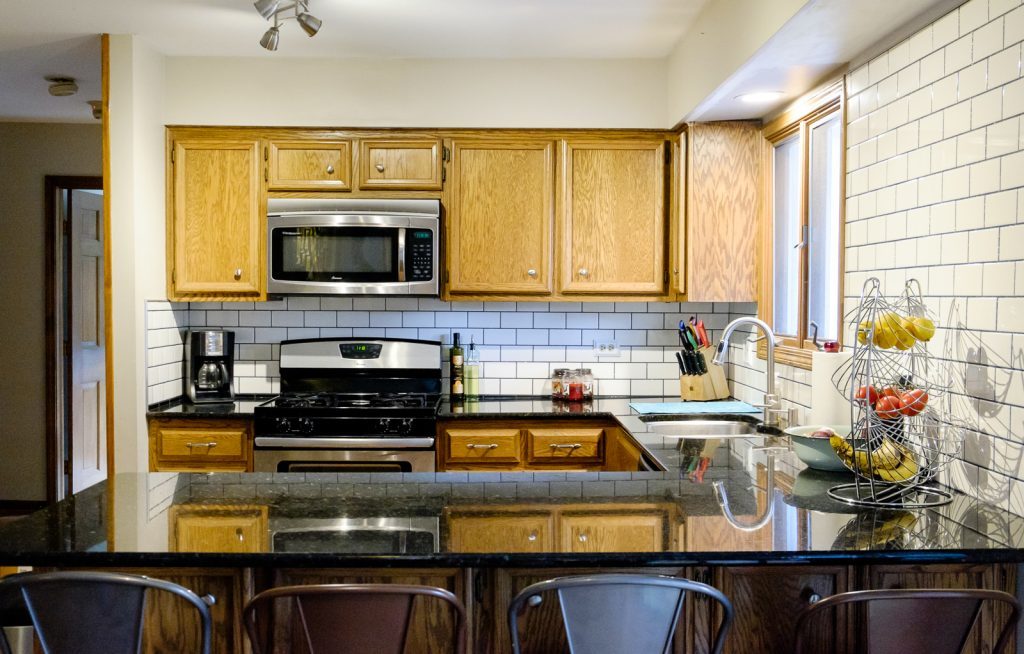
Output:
(163, 57), (668, 128)
(0, 123), (102, 502)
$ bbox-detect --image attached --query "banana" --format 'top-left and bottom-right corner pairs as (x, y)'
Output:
(829, 434), (919, 482)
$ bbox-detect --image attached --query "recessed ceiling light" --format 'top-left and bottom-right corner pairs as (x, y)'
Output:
(735, 91), (784, 104)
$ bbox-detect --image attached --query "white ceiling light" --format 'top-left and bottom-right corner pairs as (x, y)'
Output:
(254, 0), (321, 51)
(45, 76), (78, 97)
(735, 91), (784, 104)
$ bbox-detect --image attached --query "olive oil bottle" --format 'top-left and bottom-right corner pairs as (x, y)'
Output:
(449, 332), (465, 398)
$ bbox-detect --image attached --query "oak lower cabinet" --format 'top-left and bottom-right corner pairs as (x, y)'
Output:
(446, 138), (555, 295)
(437, 419), (613, 471)
(167, 132), (264, 301)
(148, 417), (253, 472)
(559, 511), (666, 553)
(267, 139), (352, 191)
(170, 505), (269, 553)
(447, 512), (554, 553)
(560, 139), (667, 295)
(358, 138), (443, 190)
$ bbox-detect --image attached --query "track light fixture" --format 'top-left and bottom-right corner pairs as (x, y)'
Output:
(254, 0), (321, 51)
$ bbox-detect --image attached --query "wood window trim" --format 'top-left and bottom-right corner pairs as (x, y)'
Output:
(757, 78), (846, 372)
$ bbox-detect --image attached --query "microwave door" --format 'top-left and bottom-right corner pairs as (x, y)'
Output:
(270, 225), (405, 294)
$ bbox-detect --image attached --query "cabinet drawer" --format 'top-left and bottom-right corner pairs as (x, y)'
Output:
(149, 418), (252, 472)
(268, 140), (352, 190)
(527, 428), (603, 463)
(358, 139), (442, 190)
(447, 513), (553, 553)
(446, 429), (521, 464)
(159, 428), (245, 459)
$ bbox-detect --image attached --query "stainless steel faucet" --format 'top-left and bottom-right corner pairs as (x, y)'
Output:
(712, 316), (791, 427)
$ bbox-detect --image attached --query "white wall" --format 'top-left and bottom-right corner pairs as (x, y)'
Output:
(108, 35), (167, 480)
(164, 57), (668, 128)
(0, 123), (101, 502)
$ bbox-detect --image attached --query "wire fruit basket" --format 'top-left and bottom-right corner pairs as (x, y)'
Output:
(827, 278), (963, 508)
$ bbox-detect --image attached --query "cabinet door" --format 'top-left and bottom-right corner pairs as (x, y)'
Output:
(149, 418), (252, 472)
(708, 566), (850, 654)
(358, 138), (442, 190)
(268, 140), (352, 190)
(170, 137), (263, 299)
(560, 139), (666, 294)
(863, 563), (1016, 654)
(447, 139), (555, 294)
(526, 428), (603, 465)
(444, 428), (522, 467)
(170, 505), (268, 553)
(559, 512), (665, 552)
(447, 513), (553, 553)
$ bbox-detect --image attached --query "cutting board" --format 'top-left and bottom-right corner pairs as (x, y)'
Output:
(629, 401), (762, 415)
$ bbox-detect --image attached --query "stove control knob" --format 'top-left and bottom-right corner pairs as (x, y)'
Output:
(400, 418), (414, 434)
(275, 417), (292, 433)
(379, 418), (394, 433)
(297, 417), (314, 434)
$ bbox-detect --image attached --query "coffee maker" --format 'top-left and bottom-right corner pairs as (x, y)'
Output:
(185, 330), (235, 403)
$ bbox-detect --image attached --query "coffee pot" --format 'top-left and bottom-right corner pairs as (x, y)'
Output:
(185, 330), (235, 403)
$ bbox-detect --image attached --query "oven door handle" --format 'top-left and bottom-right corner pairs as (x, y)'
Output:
(255, 437), (434, 449)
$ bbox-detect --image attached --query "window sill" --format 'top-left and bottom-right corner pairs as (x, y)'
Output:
(756, 341), (814, 371)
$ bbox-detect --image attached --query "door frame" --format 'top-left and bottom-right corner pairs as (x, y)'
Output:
(45, 175), (103, 503)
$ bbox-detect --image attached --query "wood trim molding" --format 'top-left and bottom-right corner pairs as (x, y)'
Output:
(101, 33), (114, 541)
(763, 78), (844, 142)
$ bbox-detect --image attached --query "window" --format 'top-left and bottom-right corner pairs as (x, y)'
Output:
(760, 81), (845, 369)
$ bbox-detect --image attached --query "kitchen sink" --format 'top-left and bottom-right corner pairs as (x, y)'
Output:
(646, 419), (760, 439)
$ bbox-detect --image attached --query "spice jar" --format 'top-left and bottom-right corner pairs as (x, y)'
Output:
(551, 369), (568, 400)
(580, 368), (594, 400)
(567, 369), (584, 401)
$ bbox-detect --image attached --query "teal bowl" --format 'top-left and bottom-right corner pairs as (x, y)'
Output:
(785, 425), (851, 472)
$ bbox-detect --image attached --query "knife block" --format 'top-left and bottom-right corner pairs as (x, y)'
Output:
(679, 346), (730, 401)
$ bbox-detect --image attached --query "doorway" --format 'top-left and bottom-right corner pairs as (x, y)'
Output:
(45, 177), (105, 502)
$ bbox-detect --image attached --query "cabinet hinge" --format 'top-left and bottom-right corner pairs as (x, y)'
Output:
(170, 148), (175, 164)
(441, 167), (446, 183)
(263, 146), (268, 161)
(664, 145), (671, 164)
(442, 146), (450, 162)
(171, 269), (176, 284)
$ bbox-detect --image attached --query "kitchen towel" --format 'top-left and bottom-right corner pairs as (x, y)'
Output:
(629, 400), (762, 415)
(807, 350), (853, 425)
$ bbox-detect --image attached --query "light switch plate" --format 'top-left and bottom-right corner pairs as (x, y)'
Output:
(593, 340), (621, 357)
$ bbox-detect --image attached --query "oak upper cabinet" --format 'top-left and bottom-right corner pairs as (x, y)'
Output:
(560, 511), (666, 553)
(267, 139), (352, 191)
(681, 122), (762, 301)
(446, 138), (555, 295)
(447, 512), (554, 553)
(167, 133), (264, 300)
(358, 138), (443, 190)
(169, 504), (269, 553)
(560, 139), (667, 294)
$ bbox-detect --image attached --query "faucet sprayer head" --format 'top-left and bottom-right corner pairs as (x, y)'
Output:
(712, 340), (728, 366)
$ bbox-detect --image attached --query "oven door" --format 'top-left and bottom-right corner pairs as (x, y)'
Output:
(254, 437), (436, 473)
(271, 517), (440, 554)
(267, 213), (438, 295)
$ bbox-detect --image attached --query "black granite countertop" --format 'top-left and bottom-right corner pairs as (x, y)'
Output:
(147, 395), (274, 417)
(9, 394), (1021, 567)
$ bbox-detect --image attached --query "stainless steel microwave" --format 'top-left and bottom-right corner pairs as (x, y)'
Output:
(267, 198), (440, 296)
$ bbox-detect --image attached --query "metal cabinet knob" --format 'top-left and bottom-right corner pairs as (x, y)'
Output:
(234, 268), (242, 280)
(527, 531), (538, 541)
(527, 269), (537, 277)
(578, 533), (588, 543)
(527, 595), (543, 607)
(808, 593), (822, 604)
(236, 528), (244, 542)
(326, 164), (335, 174)
(375, 163), (385, 173)
(578, 268), (589, 277)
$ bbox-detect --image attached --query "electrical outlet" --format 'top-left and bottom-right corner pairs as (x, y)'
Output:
(592, 340), (621, 357)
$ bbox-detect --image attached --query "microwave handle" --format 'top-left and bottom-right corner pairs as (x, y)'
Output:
(397, 228), (406, 282)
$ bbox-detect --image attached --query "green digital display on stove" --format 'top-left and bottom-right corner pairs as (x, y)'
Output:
(339, 343), (382, 359)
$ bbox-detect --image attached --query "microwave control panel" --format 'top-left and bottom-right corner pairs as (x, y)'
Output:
(407, 230), (434, 281)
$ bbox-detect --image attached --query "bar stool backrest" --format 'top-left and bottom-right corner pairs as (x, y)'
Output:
(794, 588), (1021, 654)
(243, 584), (467, 654)
(0, 571), (212, 654)
(508, 574), (734, 654)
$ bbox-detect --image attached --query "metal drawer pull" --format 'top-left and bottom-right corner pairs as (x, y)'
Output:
(186, 442), (219, 449)
(466, 443), (499, 450)
(236, 528), (245, 542)
(326, 164), (335, 174)
(233, 268), (242, 280)
(375, 163), (385, 172)
(527, 531), (538, 541)
(549, 443), (582, 450)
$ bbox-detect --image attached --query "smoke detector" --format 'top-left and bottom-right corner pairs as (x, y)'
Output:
(45, 76), (79, 97)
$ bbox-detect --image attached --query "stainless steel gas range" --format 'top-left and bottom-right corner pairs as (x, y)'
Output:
(253, 338), (442, 473)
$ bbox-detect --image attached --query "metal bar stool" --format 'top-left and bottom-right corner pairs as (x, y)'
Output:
(0, 570), (214, 654)
(243, 583), (467, 654)
(794, 588), (1021, 654)
(508, 573), (734, 654)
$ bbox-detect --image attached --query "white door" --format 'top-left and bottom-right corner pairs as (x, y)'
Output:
(69, 190), (106, 493)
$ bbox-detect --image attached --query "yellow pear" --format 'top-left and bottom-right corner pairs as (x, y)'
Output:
(856, 320), (872, 345)
(893, 316), (916, 349)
